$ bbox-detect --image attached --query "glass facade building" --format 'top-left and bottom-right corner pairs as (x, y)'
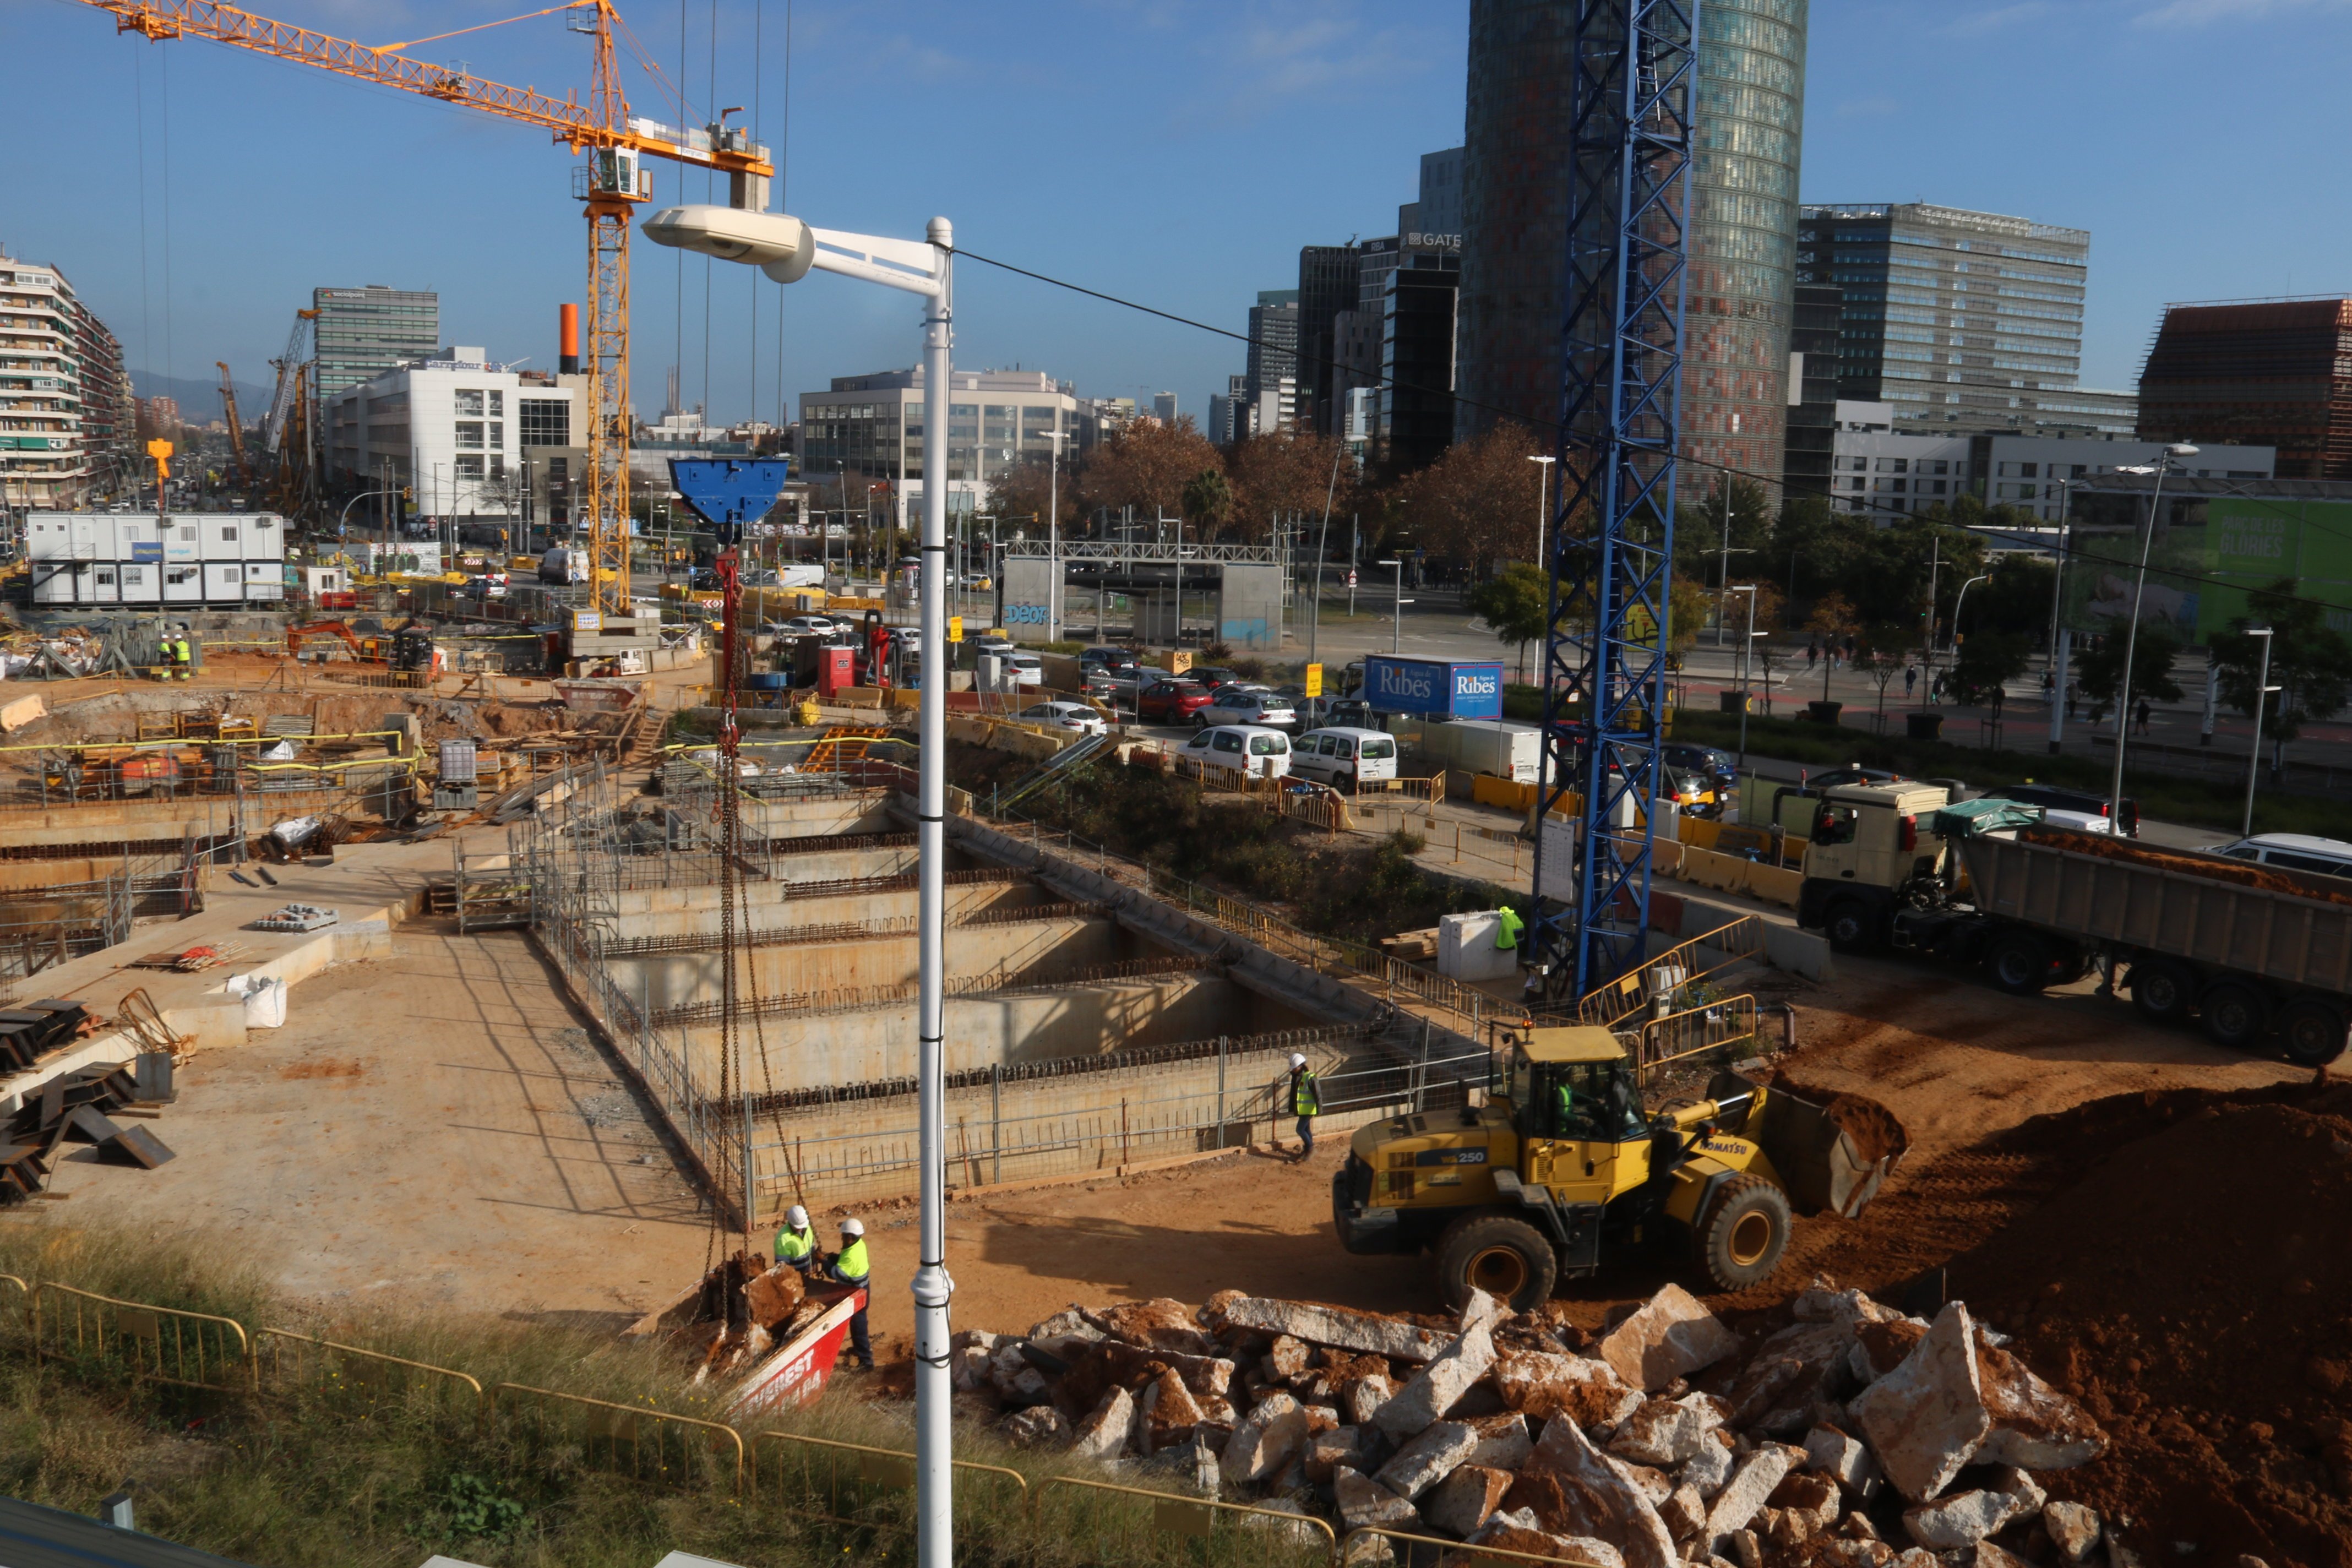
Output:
(1796, 204), (2103, 435)
(1456, 0), (1807, 493)
(313, 286), (440, 412)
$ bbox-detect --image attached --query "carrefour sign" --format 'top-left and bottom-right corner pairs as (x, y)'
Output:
(1364, 656), (1505, 719)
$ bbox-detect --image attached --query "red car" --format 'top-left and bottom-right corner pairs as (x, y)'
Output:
(1137, 678), (1214, 723)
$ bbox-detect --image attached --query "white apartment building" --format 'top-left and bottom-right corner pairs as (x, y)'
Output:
(323, 349), (575, 525)
(800, 368), (1079, 527)
(1829, 399), (2277, 531)
(0, 248), (132, 510)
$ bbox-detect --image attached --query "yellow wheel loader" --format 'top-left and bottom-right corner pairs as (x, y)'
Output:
(1332, 1026), (1908, 1309)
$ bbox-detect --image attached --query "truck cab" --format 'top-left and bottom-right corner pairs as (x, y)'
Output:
(1796, 782), (1953, 951)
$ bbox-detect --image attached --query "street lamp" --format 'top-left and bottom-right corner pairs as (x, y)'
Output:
(1731, 584), (1759, 772)
(1527, 455), (1555, 567)
(644, 201), (958, 1568)
(1947, 574), (1988, 696)
(2242, 626), (2279, 837)
(2044, 476), (2076, 755)
(2105, 443), (2198, 826)
(1375, 557), (1413, 654)
(1035, 425), (1076, 643)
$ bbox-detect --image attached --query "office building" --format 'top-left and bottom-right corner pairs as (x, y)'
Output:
(1456, 0), (1807, 493)
(1782, 283), (1841, 504)
(1244, 290), (1301, 434)
(313, 286), (440, 412)
(800, 367), (1077, 526)
(1799, 204), (2136, 438)
(2137, 297), (2352, 480)
(1399, 147), (1465, 256)
(1208, 374), (1246, 446)
(1152, 391), (1178, 426)
(322, 346), (574, 526)
(1379, 257), (1462, 472)
(0, 247), (134, 508)
(1828, 398), (2274, 525)
(1298, 249), (1361, 437)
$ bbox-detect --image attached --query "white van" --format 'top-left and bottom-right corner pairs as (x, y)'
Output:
(1179, 724), (1292, 781)
(1288, 727), (1398, 791)
(2207, 833), (2352, 880)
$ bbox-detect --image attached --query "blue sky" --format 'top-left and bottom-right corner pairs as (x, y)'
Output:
(4, 0), (2348, 428)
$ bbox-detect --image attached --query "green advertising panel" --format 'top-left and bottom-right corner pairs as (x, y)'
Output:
(2063, 497), (2352, 643)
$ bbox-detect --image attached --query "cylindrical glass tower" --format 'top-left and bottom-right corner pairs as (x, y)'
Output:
(1682, 0), (1809, 496)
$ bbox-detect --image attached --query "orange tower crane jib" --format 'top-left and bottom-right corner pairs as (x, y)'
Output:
(78, 0), (776, 616)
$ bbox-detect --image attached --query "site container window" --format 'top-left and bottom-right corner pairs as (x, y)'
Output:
(219, 525), (237, 542)
(454, 389), (484, 416)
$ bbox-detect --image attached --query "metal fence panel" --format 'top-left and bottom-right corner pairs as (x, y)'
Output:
(255, 1328), (484, 1428)
(491, 1381), (744, 1493)
(1034, 1474), (1336, 1568)
(31, 1282), (251, 1394)
(747, 1430), (1026, 1561)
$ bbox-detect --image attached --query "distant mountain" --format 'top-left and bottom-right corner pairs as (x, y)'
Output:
(129, 369), (276, 420)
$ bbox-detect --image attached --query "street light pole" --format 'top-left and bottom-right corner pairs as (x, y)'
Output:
(1527, 454), (1555, 567)
(2045, 480), (2073, 755)
(2242, 627), (2277, 837)
(2107, 444), (2198, 826)
(1716, 486), (1736, 647)
(1732, 585), (1757, 772)
(1377, 557), (1413, 654)
(1948, 574), (1988, 695)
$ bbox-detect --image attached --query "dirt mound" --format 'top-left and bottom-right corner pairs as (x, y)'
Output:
(1939, 1084), (2352, 1566)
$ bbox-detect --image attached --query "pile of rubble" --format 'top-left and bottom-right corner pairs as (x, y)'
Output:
(951, 1278), (2177, 1568)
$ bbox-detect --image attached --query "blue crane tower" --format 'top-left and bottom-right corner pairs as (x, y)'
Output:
(1531, 1), (1698, 1004)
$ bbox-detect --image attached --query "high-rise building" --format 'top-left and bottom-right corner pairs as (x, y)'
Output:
(1456, 2), (1807, 492)
(1781, 283), (1841, 505)
(2137, 298), (2352, 480)
(1297, 248), (1362, 437)
(313, 286), (440, 412)
(1244, 290), (1301, 433)
(1400, 147), (1466, 255)
(0, 247), (133, 508)
(1380, 258), (1462, 473)
(1208, 374), (1246, 445)
(1798, 204), (2136, 438)
(1152, 391), (1178, 426)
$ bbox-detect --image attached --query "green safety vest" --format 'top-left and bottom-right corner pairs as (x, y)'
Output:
(1495, 907), (1525, 950)
(832, 1238), (870, 1286)
(775, 1226), (814, 1265)
(1555, 1083), (1576, 1128)
(1291, 1070), (1320, 1117)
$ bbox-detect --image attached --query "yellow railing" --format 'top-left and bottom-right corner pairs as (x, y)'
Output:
(31, 1281), (252, 1394)
(1567, 915), (1766, 1030)
(1033, 1474), (1336, 1566)
(254, 1328), (484, 1428)
(747, 1429), (1028, 1539)
(1635, 993), (1758, 1083)
(491, 1382), (745, 1494)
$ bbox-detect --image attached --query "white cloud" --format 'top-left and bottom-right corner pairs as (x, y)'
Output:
(2135, 0), (2352, 24)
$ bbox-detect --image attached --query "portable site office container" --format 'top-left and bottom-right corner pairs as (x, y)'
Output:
(26, 511), (288, 607)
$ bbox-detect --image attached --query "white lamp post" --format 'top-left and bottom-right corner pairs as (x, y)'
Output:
(643, 202), (957, 1568)
(2105, 444), (2198, 827)
(1527, 454), (1555, 567)
(1376, 557), (1413, 653)
(2242, 626), (2278, 837)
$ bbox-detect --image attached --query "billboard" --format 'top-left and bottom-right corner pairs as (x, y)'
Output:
(1363, 656), (1506, 719)
(2064, 496), (2352, 642)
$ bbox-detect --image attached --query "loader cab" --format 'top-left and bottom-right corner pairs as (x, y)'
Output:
(1500, 1026), (1651, 1207)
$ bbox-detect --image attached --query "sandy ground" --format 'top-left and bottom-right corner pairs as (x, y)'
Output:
(18, 922), (2307, 1365)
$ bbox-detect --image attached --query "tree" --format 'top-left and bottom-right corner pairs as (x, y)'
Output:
(1466, 563), (1551, 682)
(1393, 423), (1550, 578)
(1180, 468), (1232, 538)
(1953, 631), (2033, 707)
(1225, 430), (1355, 544)
(2072, 625), (2184, 721)
(1676, 475), (1773, 595)
(1804, 591), (1859, 702)
(1074, 415), (1222, 524)
(2212, 576), (2352, 770)
(984, 455), (1074, 535)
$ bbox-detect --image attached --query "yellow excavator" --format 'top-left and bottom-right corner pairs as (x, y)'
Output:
(1333, 1026), (1908, 1308)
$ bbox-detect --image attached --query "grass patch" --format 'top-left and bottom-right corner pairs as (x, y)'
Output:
(0, 1224), (1313, 1568)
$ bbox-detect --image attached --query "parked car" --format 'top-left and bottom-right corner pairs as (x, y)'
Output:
(1321, 698), (1380, 731)
(779, 614), (838, 636)
(1003, 652), (1044, 688)
(1200, 688), (1298, 729)
(1017, 700), (1109, 737)
(1980, 781), (2136, 837)
(1188, 666), (1245, 690)
(1179, 725), (1293, 781)
(2204, 833), (2352, 879)
(1288, 727), (1399, 792)
(1137, 679), (1215, 723)
(1077, 646), (1136, 672)
(1806, 765), (1905, 792)
(1662, 743), (1739, 788)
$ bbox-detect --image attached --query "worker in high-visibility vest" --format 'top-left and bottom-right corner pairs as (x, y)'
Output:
(155, 633), (176, 681)
(828, 1216), (874, 1369)
(171, 633), (193, 682)
(773, 1204), (818, 1278)
(1495, 905), (1525, 954)
(1287, 1052), (1321, 1163)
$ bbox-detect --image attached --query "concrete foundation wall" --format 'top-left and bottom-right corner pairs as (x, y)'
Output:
(607, 879), (1045, 943)
(612, 916), (1138, 1018)
(743, 793), (899, 840)
(677, 974), (1310, 1090)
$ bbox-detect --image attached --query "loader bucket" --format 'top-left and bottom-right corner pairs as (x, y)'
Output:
(1751, 1079), (1909, 1218)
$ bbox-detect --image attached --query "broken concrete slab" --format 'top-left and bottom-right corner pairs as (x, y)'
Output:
(1305, 1424), (1379, 1483)
(1217, 1297), (1452, 1362)
(1679, 1431), (1736, 1499)
(1703, 1445), (1795, 1548)
(1505, 1404), (1679, 1568)
(1974, 1336), (2107, 1471)
(1070, 1386), (1131, 1461)
(1463, 1411), (1533, 1471)
(1493, 1348), (1643, 1428)
(2043, 1500), (2102, 1562)
(1084, 1298), (1216, 1358)
(1803, 1424), (1881, 1498)
(1467, 1512), (1628, 1568)
(1460, 1286), (1504, 1336)
(1848, 1302), (1991, 1502)
(1219, 1391), (1310, 1485)
(998, 1405), (1070, 1449)
(1332, 1466), (1420, 1534)
(1901, 1488), (2028, 1551)
(1135, 1366), (1207, 1455)
(1372, 1321), (1495, 1436)
(1425, 1464), (1515, 1537)
(1595, 1284), (1741, 1392)
(1609, 1396), (1717, 1467)
(1659, 1483), (1708, 1544)
(1373, 1419), (1478, 1500)
(1344, 1372), (1393, 1427)
(1722, 1320), (1856, 1436)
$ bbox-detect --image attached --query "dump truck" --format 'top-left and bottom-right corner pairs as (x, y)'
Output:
(1332, 1026), (1908, 1310)
(1794, 781), (2352, 1064)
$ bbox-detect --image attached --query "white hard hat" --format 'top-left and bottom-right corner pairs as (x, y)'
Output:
(786, 1205), (809, 1228)
(1290, 1053), (1308, 1070)
(840, 1217), (865, 1237)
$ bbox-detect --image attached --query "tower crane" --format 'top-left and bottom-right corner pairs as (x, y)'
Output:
(77, 0), (775, 616)
(258, 307), (316, 520)
(215, 361), (252, 487)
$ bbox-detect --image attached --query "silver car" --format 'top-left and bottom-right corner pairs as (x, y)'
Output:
(1199, 688), (1298, 729)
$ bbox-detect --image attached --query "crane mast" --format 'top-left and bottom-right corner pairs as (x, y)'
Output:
(80, 0), (775, 616)
(1533, 0), (1697, 1002)
(215, 361), (251, 486)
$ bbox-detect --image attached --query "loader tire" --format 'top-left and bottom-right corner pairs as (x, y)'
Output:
(1694, 1174), (1792, 1292)
(1436, 1212), (1557, 1314)
(2278, 999), (2348, 1066)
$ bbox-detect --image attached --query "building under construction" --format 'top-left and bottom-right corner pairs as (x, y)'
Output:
(2137, 296), (2352, 480)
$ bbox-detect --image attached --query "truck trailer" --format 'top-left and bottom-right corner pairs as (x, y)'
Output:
(1794, 782), (2352, 1064)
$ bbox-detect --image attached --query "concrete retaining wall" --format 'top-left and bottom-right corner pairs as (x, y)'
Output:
(744, 793), (899, 840)
(1676, 895), (1834, 983)
(607, 879), (1044, 943)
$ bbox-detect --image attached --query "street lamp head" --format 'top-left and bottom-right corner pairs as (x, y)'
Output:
(2165, 443), (2199, 458)
(1527, 455), (1556, 467)
(1730, 583), (1757, 595)
(2249, 626), (2274, 639)
(641, 204), (818, 284)
(2114, 465), (2156, 476)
